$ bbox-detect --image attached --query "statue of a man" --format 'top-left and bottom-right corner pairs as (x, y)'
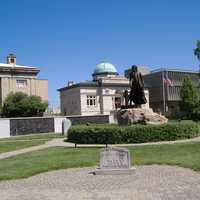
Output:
(129, 65), (147, 107)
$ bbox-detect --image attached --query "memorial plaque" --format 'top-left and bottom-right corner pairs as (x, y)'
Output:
(100, 147), (131, 169)
(92, 147), (135, 175)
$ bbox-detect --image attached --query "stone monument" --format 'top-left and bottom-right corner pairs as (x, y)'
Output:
(62, 118), (71, 137)
(117, 65), (168, 125)
(92, 147), (135, 175)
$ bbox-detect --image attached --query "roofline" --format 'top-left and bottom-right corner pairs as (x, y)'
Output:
(150, 68), (199, 74)
(0, 67), (40, 75)
(0, 63), (38, 69)
(58, 81), (129, 92)
(58, 80), (148, 92)
(58, 82), (99, 91)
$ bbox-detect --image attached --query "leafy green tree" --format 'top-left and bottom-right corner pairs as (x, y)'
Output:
(180, 76), (199, 118)
(26, 95), (48, 116)
(1, 92), (48, 117)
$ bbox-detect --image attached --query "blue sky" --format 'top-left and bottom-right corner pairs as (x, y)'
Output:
(0, 0), (199, 106)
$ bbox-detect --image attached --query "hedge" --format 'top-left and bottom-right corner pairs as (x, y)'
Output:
(67, 122), (200, 144)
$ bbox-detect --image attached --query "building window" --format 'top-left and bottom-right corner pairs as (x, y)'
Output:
(16, 80), (27, 88)
(87, 95), (96, 106)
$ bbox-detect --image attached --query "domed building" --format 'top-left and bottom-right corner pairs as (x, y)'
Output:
(58, 62), (149, 116)
(92, 62), (118, 80)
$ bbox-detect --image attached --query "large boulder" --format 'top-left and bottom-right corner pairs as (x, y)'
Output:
(117, 108), (168, 125)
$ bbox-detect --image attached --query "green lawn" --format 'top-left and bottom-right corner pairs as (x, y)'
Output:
(0, 133), (64, 153)
(0, 140), (48, 153)
(0, 142), (200, 181)
(0, 133), (63, 141)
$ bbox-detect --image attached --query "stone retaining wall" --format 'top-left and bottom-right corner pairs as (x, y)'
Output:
(10, 117), (54, 136)
(0, 115), (110, 138)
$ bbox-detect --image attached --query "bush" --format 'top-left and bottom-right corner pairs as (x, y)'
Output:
(68, 125), (123, 144)
(67, 122), (200, 144)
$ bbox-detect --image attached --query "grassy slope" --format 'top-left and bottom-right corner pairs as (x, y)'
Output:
(0, 142), (200, 181)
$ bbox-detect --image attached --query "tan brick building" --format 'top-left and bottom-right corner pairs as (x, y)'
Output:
(0, 54), (48, 105)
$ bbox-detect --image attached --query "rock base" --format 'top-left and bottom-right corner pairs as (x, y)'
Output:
(117, 108), (168, 125)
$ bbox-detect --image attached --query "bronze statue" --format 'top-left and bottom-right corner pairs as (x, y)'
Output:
(129, 65), (147, 107)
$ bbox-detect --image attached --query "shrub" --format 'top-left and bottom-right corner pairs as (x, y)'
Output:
(67, 122), (200, 144)
(123, 123), (199, 143)
(68, 125), (123, 144)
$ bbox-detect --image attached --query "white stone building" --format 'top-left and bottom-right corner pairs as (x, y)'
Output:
(58, 62), (149, 116)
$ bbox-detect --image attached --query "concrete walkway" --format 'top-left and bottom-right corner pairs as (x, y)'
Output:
(1, 165), (200, 200)
(1, 136), (200, 160)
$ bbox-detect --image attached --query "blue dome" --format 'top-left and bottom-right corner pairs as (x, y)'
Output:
(93, 62), (118, 76)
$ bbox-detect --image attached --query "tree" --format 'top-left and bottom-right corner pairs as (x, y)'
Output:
(1, 92), (48, 117)
(26, 95), (48, 116)
(180, 76), (199, 118)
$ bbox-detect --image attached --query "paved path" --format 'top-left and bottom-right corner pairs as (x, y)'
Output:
(1, 136), (200, 160)
(0, 165), (200, 200)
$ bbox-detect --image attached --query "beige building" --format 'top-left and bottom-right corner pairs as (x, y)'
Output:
(0, 54), (48, 105)
(58, 62), (149, 116)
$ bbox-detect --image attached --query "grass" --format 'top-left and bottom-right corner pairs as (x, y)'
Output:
(0, 147), (99, 180)
(0, 140), (48, 153)
(1, 141), (200, 181)
(132, 142), (200, 171)
(0, 133), (64, 153)
(0, 133), (64, 141)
